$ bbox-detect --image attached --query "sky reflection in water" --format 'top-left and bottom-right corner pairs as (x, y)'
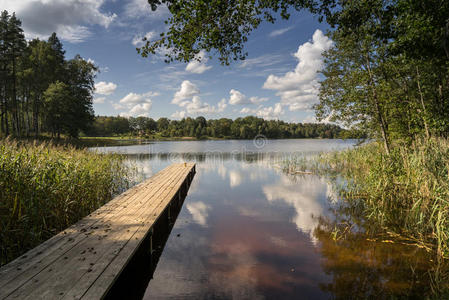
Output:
(93, 139), (448, 299)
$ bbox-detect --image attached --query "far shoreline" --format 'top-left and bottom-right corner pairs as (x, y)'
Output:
(80, 135), (357, 147)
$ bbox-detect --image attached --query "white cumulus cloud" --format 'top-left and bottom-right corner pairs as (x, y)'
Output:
(239, 103), (284, 120)
(229, 89), (246, 105)
(171, 81), (227, 117)
(217, 98), (227, 111)
(111, 102), (124, 110)
(119, 91), (158, 105)
(129, 102), (152, 116)
(94, 81), (117, 95)
(228, 89), (268, 105)
(185, 50), (212, 74)
(114, 91), (158, 117)
(263, 29), (333, 111)
(171, 110), (187, 119)
(256, 103), (284, 120)
(2, 0), (116, 43)
(172, 80), (200, 105)
(184, 96), (217, 115)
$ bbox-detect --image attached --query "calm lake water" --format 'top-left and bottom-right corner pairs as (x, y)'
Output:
(92, 139), (448, 299)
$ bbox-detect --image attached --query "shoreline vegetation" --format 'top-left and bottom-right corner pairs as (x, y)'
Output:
(0, 139), (134, 266)
(282, 138), (449, 259)
(83, 115), (360, 141)
(78, 135), (350, 148)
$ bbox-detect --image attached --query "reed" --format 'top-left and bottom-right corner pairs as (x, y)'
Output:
(0, 139), (134, 265)
(283, 138), (449, 258)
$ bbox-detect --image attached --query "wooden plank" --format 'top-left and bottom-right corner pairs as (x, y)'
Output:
(15, 165), (189, 300)
(2, 164), (184, 299)
(0, 164), (188, 300)
(0, 164), (174, 282)
(0, 163), (195, 300)
(77, 164), (195, 299)
(0, 164), (176, 294)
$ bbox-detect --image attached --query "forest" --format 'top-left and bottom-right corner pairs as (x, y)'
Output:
(0, 11), (96, 139)
(87, 115), (350, 139)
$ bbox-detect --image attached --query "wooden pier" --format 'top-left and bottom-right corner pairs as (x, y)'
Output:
(0, 163), (196, 300)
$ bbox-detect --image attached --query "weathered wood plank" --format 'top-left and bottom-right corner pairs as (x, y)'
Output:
(0, 164), (174, 283)
(78, 166), (194, 299)
(11, 166), (186, 300)
(0, 164), (176, 295)
(0, 163), (196, 300)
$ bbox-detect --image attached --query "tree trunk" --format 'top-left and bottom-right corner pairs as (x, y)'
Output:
(373, 88), (391, 154)
(416, 66), (430, 139)
(0, 87), (4, 135)
(33, 95), (39, 138)
(365, 55), (390, 154)
(444, 18), (449, 60)
(12, 53), (19, 136)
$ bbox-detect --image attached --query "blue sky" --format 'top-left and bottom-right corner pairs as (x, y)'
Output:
(2, 0), (332, 122)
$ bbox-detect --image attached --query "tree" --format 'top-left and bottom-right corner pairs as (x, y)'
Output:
(0, 11), (97, 139)
(0, 11), (26, 136)
(24, 39), (56, 137)
(315, 0), (449, 151)
(47, 33), (66, 82)
(43, 81), (72, 138)
(0, 11), (10, 136)
(157, 117), (170, 131)
(7, 13), (26, 136)
(140, 0), (322, 64)
(63, 55), (96, 137)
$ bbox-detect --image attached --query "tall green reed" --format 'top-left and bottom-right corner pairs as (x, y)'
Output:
(283, 138), (449, 258)
(0, 139), (134, 265)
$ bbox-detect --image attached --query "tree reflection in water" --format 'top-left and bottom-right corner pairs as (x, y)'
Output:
(314, 200), (449, 299)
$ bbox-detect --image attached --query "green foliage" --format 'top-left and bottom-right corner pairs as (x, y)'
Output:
(86, 115), (351, 139)
(43, 81), (73, 137)
(0, 139), (134, 265)
(316, 0), (449, 153)
(140, 0), (318, 64)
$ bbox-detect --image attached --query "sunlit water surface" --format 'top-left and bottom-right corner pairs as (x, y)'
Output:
(92, 139), (448, 299)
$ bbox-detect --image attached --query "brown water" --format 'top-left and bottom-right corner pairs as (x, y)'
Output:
(93, 139), (449, 299)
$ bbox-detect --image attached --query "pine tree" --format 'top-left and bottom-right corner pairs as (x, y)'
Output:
(7, 12), (26, 135)
(0, 11), (10, 136)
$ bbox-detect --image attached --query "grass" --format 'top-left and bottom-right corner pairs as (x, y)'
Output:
(283, 138), (449, 258)
(0, 139), (134, 266)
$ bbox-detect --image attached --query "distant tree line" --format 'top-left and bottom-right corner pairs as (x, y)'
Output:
(86, 115), (355, 139)
(0, 11), (96, 138)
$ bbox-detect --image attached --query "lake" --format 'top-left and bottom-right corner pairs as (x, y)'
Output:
(92, 139), (447, 299)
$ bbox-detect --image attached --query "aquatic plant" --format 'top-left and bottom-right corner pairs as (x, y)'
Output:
(0, 139), (134, 265)
(283, 138), (449, 259)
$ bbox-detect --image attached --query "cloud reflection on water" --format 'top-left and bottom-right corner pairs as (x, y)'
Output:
(186, 201), (210, 226)
(263, 174), (333, 244)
